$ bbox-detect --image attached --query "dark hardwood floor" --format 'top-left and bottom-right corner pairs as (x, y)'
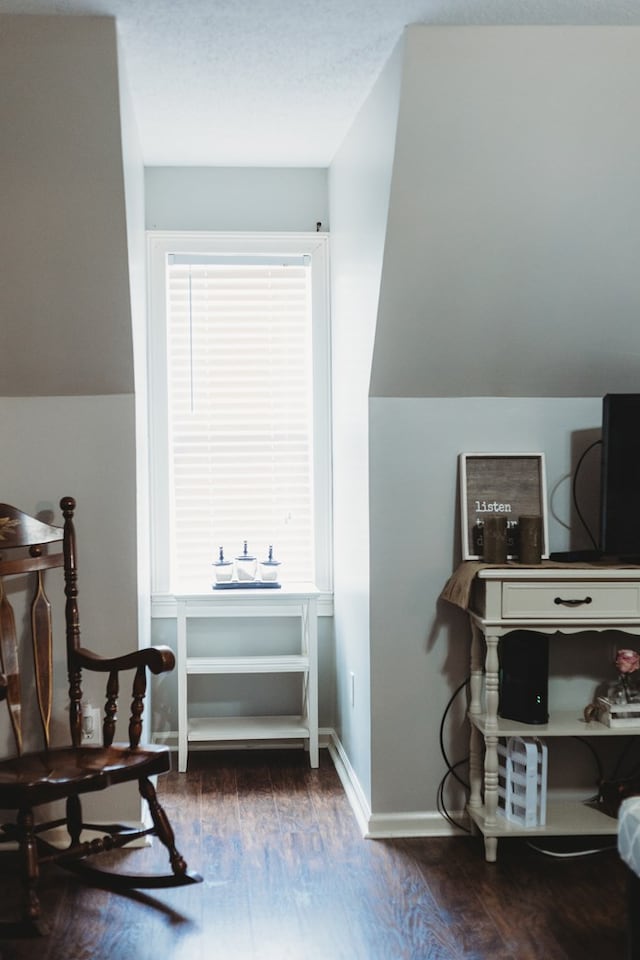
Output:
(0, 749), (629, 959)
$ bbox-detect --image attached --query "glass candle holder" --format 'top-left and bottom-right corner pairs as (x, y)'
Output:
(607, 673), (640, 705)
(260, 545), (281, 582)
(213, 546), (233, 583)
(235, 541), (257, 581)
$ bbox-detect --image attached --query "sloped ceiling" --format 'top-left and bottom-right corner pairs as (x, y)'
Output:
(370, 26), (640, 397)
(0, 16), (135, 396)
(1, 1), (639, 166)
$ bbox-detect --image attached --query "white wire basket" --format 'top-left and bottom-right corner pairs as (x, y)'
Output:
(497, 735), (548, 827)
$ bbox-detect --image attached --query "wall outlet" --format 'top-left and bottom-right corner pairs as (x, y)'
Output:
(81, 705), (102, 744)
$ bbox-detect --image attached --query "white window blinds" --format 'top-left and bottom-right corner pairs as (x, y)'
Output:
(166, 254), (315, 590)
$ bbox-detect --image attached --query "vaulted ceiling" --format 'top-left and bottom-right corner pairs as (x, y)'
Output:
(1, 1), (639, 166)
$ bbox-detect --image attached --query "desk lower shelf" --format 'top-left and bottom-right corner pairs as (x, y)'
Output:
(467, 797), (617, 838)
(468, 709), (638, 737)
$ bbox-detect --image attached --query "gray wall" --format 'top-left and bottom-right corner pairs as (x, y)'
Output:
(368, 397), (604, 816)
(118, 36), (152, 657)
(0, 15), (144, 822)
(328, 38), (405, 804)
(330, 25), (640, 821)
(0, 15), (134, 397)
(145, 167), (329, 233)
(371, 26), (640, 399)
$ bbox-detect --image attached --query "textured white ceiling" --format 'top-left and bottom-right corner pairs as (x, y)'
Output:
(2, 1), (640, 166)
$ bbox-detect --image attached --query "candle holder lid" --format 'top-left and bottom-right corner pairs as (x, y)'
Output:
(236, 540), (256, 561)
(213, 546), (232, 567)
(261, 545), (281, 567)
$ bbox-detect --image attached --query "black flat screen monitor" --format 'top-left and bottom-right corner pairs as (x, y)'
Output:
(601, 393), (640, 560)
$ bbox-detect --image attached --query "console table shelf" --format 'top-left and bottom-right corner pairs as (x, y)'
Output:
(469, 709), (640, 738)
(176, 586), (319, 773)
(446, 563), (640, 862)
(467, 798), (615, 839)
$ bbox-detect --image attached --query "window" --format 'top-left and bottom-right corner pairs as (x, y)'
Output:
(147, 232), (332, 595)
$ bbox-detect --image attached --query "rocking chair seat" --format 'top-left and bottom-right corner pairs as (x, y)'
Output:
(0, 743), (171, 808)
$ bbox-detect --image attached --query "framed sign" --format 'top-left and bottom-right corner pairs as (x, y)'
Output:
(459, 453), (549, 560)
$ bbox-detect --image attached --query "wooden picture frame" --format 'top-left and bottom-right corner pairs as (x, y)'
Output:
(459, 453), (549, 561)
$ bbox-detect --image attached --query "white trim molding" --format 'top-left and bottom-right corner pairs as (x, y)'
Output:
(366, 811), (468, 839)
(146, 230), (333, 598)
(328, 730), (468, 839)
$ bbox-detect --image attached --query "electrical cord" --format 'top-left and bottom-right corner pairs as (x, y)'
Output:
(550, 439), (602, 561)
(439, 677), (470, 791)
(437, 760), (472, 834)
(572, 439), (602, 551)
(526, 840), (616, 858)
(527, 737), (631, 860)
(609, 735), (640, 783)
(437, 676), (471, 833)
(571, 735), (604, 783)
(437, 676), (629, 852)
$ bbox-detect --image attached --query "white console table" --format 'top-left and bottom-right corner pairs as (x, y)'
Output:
(176, 585), (319, 773)
(449, 564), (640, 862)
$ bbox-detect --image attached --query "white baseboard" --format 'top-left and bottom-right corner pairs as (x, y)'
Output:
(327, 730), (468, 839)
(153, 729), (335, 753)
(326, 732), (372, 836)
(366, 811), (468, 838)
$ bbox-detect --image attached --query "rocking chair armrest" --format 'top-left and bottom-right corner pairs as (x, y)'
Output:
(74, 645), (176, 676)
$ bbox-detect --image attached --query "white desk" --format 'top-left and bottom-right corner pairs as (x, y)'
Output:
(176, 585), (319, 772)
(460, 565), (640, 862)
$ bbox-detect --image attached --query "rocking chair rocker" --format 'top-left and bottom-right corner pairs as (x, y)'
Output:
(0, 497), (201, 932)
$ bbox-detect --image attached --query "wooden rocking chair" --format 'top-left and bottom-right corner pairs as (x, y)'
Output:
(0, 497), (201, 932)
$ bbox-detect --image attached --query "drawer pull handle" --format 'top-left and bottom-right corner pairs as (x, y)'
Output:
(554, 596), (593, 607)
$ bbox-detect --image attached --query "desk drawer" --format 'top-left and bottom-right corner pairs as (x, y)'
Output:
(502, 581), (640, 619)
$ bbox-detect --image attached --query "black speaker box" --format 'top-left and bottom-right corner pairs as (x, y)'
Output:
(499, 631), (549, 724)
(601, 393), (640, 560)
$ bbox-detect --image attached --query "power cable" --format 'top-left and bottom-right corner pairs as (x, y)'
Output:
(572, 439), (602, 551)
(439, 677), (470, 791)
(437, 676), (471, 833)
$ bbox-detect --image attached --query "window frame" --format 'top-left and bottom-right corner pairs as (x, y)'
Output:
(146, 231), (333, 598)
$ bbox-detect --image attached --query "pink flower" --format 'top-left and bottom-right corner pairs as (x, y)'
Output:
(616, 649), (640, 675)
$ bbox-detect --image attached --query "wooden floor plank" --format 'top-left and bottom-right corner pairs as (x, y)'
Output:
(0, 749), (629, 959)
